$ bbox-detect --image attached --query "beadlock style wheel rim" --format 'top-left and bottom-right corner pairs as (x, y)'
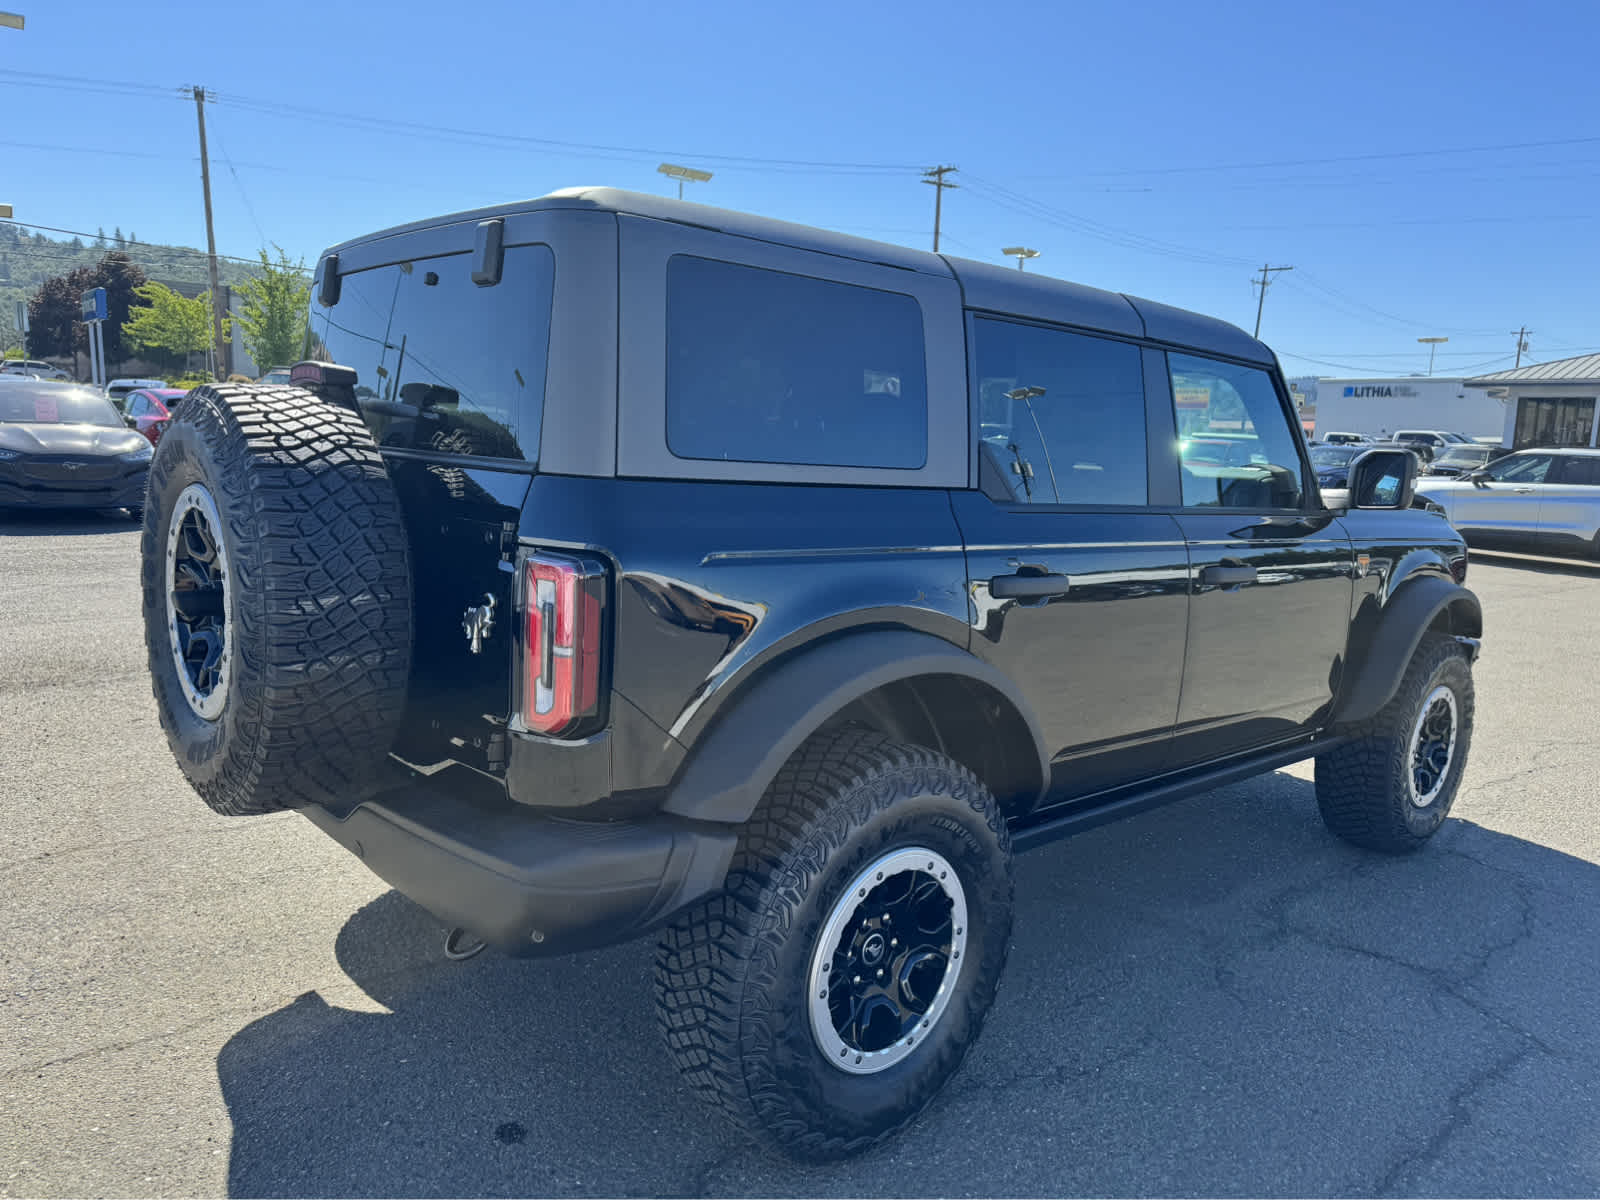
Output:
(808, 847), (968, 1076)
(165, 483), (231, 721)
(1408, 684), (1458, 808)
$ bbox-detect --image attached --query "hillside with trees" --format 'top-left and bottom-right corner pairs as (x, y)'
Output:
(0, 223), (260, 350)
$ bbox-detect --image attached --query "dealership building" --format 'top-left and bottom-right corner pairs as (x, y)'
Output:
(1465, 353), (1600, 450)
(1305, 376), (1507, 441)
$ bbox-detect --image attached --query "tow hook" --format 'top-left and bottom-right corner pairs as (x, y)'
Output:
(443, 927), (486, 961)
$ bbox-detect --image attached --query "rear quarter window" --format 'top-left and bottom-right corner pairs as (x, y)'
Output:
(664, 255), (928, 470)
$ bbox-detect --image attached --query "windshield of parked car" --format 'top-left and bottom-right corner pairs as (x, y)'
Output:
(1435, 446), (1492, 466)
(0, 384), (123, 427)
(1310, 445), (1360, 467)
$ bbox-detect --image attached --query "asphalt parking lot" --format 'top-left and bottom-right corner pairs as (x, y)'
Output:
(3, 510), (1598, 1198)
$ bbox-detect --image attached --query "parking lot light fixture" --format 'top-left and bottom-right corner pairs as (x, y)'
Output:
(658, 163), (713, 200)
(1002, 246), (1040, 271)
(1418, 336), (1449, 376)
(0, 12), (22, 29)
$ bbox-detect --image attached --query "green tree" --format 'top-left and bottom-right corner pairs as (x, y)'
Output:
(235, 246), (310, 372)
(122, 282), (218, 363)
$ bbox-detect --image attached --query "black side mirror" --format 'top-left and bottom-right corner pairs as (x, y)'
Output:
(1465, 468), (1491, 485)
(1349, 448), (1419, 509)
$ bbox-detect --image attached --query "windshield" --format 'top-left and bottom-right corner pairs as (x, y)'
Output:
(0, 385), (123, 427)
(1310, 445), (1359, 467)
(1436, 446), (1490, 465)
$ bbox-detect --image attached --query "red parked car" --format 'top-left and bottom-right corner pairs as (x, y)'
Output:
(123, 388), (189, 446)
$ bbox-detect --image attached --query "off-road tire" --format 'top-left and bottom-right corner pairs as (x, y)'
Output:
(1316, 632), (1474, 852)
(140, 383), (412, 816)
(655, 727), (1013, 1161)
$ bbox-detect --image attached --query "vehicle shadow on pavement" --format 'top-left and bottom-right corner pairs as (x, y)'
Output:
(0, 509), (140, 536)
(217, 774), (1600, 1198)
(1467, 548), (1600, 578)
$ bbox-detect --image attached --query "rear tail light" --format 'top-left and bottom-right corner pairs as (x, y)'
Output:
(519, 551), (607, 736)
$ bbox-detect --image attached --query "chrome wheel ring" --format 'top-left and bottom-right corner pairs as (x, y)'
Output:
(1408, 684), (1458, 808)
(165, 483), (232, 721)
(808, 847), (968, 1076)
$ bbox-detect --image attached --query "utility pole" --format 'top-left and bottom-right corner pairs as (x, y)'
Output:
(922, 166), (958, 253)
(192, 86), (226, 381)
(1512, 326), (1531, 368)
(1250, 263), (1294, 338)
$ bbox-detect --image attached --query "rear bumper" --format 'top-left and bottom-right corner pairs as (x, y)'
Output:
(302, 781), (736, 956)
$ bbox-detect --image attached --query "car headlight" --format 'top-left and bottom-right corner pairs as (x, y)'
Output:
(119, 444), (154, 463)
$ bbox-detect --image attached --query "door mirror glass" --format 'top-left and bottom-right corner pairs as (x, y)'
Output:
(1350, 448), (1418, 509)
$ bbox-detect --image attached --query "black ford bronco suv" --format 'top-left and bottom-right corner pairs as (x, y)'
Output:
(140, 187), (1481, 1160)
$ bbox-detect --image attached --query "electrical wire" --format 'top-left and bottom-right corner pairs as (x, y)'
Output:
(962, 174), (1258, 269)
(205, 107), (270, 250)
(1022, 133), (1600, 179)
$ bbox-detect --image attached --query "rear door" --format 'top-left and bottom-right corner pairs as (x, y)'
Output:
(1537, 455), (1600, 549)
(1163, 351), (1355, 765)
(953, 318), (1189, 803)
(308, 239), (556, 767)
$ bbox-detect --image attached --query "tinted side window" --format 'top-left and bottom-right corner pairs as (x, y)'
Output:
(125, 393), (148, 419)
(1487, 453), (1553, 483)
(665, 256), (927, 469)
(1557, 457), (1600, 485)
(312, 245), (555, 462)
(972, 318), (1147, 505)
(1170, 353), (1304, 509)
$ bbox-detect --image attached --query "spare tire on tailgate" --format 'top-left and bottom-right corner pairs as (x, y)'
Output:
(140, 383), (412, 816)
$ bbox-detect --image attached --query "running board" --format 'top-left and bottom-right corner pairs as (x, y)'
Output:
(1010, 735), (1348, 853)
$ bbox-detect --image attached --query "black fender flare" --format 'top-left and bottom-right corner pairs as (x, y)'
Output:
(661, 630), (1051, 825)
(1333, 576), (1482, 725)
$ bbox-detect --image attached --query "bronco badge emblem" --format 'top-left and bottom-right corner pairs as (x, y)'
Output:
(462, 593), (496, 654)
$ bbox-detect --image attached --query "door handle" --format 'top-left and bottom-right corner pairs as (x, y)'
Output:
(989, 572), (1071, 599)
(1512, 487), (1536, 494)
(1200, 564), (1258, 587)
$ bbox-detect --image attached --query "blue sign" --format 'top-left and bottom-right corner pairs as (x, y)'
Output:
(80, 287), (107, 322)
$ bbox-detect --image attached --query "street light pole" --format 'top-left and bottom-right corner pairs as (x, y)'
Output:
(1418, 336), (1448, 376)
(658, 163), (713, 200)
(1002, 247), (1039, 271)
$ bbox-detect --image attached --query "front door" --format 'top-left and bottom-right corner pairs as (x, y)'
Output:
(1163, 351), (1355, 765)
(954, 318), (1190, 803)
(1448, 451), (1553, 539)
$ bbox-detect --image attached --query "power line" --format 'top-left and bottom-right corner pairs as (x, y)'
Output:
(205, 104), (269, 249)
(1023, 133), (1600, 179)
(961, 174), (1258, 268)
(1289, 272), (1503, 337)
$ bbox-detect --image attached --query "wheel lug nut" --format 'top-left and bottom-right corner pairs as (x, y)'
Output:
(890, 938), (898, 947)
(853, 975), (861, 984)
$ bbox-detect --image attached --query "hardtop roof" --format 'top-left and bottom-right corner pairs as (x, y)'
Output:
(323, 187), (1274, 366)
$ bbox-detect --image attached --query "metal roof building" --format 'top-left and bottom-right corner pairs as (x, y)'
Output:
(1467, 353), (1600, 450)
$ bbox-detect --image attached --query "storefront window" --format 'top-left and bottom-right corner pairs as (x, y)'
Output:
(1513, 396), (1596, 450)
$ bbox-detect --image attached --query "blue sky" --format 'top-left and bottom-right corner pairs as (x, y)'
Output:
(4, 0), (1597, 376)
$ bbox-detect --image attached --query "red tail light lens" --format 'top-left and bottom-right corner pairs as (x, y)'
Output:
(521, 552), (607, 736)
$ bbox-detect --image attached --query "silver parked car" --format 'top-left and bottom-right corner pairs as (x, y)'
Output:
(1417, 447), (1600, 556)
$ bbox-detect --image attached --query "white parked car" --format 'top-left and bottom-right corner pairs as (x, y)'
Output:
(1417, 447), (1600, 557)
(1, 359), (71, 381)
